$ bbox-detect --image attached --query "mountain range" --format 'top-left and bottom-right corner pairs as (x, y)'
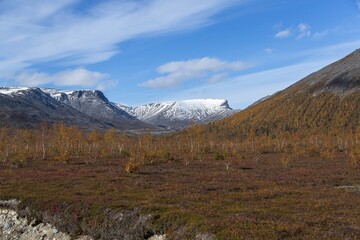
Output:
(0, 87), (237, 131)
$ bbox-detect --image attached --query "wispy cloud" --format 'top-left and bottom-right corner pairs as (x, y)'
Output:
(275, 29), (291, 38)
(296, 23), (311, 39)
(14, 68), (116, 90)
(264, 48), (275, 54)
(312, 30), (329, 39)
(0, 0), (242, 80)
(208, 73), (229, 83)
(357, 1), (360, 10)
(140, 57), (248, 88)
(275, 23), (329, 40)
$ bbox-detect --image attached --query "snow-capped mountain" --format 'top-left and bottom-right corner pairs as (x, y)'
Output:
(116, 99), (238, 129)
(0, 87), (237, 131)
(0, 87), (34, 96)
(42, 89), (152, 130)
(0, 87), (109, 129)
(0, 87), (152, 130)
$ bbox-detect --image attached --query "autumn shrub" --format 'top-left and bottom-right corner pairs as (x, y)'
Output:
(125, 160), (142, 174)
(125, 150), (147, 174)
(215, 152), (225, 160)
(349, 144), (360, 167)
(320, 148), (336, 160)
(57, 151), (71, 163)
(304, 147), (320, 158)
(280, 155), (291, 167)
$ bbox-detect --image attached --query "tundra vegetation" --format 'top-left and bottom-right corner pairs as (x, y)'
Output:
(0, 122), (360, 239)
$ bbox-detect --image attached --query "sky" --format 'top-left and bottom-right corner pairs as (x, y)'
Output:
(1, 0), (360, 109)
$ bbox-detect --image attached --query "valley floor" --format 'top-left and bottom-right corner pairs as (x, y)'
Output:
(1, 152), (360, 239)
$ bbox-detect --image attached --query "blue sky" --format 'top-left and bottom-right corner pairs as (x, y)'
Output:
(1, 0), (360, 108)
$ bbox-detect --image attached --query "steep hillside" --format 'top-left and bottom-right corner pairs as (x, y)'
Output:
(211, 49), (360, 138)
(117, 99), (237, 129)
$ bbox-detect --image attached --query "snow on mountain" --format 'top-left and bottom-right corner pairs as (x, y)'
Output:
(113, 103), (134, 115)
(134, 99), (231, 120)
(116, 99), (238, 129)
(0, 87), (34, 96)
(0, 87), (110, 129)
(41, 89), (151, 130)
(41, 88), (77, 100)
(0, 87), (237, 130)
(0, 87), (63, 104)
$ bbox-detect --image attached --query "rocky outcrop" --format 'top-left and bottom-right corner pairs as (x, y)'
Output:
(0, 200), (169, 240)
(1, 199), (211, 240)
(0, 200), (92, 240)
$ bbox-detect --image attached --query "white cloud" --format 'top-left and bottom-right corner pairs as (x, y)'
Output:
(14, 68), (115, 90)
(275, 23), (328, 40)
(140, 57), (248, 88)
(298, 23), (309, 32)
(208, 73), (229, 83)
(357, 1), (360, 10)
(275, 29), (291, 38)
(312, 30), (329, 39)
(0, 0), (242, 80)
(264, 48), (275, 54)
(296, 23), (311, 39)
(158, 57), (246, 73)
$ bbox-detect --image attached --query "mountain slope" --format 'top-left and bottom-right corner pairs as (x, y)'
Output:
(211, 49), (360, 138)
(0, 87), (109, 129)
(42, 89), (152, 130)
(116, 99), (237, 129)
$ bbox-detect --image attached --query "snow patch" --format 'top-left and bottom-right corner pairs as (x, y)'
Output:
(0, 87), (32, 96)
(41, 88), (77, 100)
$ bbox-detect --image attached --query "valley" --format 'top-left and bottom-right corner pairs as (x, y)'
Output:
(0, 1), (359, 238)
(1, 50), (360, 239)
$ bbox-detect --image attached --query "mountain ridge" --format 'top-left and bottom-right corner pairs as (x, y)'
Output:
(41, 88), (151, 130)
(116, 99), (238, 129)
(0, 87), (238, 131)
(0, 87), (110, 130)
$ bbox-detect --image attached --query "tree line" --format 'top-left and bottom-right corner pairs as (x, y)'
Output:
(0, 122), (359, 172)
